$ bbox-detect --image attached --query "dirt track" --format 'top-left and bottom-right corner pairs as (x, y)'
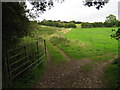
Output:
(34, 44), (114, 88)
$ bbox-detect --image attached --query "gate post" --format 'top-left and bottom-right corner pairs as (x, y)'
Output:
(44, 39), (46, 55)
(44, 39), (47, 62)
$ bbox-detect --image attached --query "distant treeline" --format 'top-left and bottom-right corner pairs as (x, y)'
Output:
(81, 21), (120, 28)
(38, 20), (78, 28)
(38, 19), (120, 28)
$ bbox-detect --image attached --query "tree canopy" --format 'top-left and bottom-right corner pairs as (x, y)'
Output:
(27, 0), (110, 19)
(38, 20), (76, 28)
(83, 0), (109, 10)
(104, 14), (119, 27)
(27, 0), (65, 19)
(2, 2), (30, 53)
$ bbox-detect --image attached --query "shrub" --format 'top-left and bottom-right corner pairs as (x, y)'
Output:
(38, 20), (76, 28)
(49, 36), (70, 46)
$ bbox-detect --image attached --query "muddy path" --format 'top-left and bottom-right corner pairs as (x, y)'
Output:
(34, 44), (114, 88)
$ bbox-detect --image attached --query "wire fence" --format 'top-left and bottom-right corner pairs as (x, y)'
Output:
(3, 39), (47, 88)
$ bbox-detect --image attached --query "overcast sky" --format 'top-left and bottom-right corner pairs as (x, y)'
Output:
(26, 0), (119, 22)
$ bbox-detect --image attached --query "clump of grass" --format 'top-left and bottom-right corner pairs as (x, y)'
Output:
(50, 36), (70, 46)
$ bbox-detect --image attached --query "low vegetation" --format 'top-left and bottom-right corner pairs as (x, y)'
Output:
(81, 22), (104, 28)
(13, 61), (46, 88)
(47, 41), (67, 64)
(103, 59), (119, 88)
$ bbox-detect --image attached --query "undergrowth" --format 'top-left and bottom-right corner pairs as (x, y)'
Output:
(103, 58), (120, 88)
(13, 59), (46, 88)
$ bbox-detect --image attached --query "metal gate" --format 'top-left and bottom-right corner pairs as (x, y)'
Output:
(2, 39), (47, 88)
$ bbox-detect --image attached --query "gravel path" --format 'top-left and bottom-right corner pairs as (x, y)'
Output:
(34, 44), (114, 88)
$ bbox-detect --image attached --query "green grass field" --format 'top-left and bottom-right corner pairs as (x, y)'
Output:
(50, 27), (118, 60)
(75, 24), (81, 28)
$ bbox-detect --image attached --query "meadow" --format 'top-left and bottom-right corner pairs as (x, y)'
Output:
(50, 27), (118, 60)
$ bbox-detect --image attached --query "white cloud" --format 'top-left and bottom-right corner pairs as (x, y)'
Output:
(28, 0), (119, 22)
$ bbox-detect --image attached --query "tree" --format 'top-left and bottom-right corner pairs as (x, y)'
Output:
(81, 22), (92, 28)
(92, 22), (103, 27)
(2, 2), (30, 53)
(104, 14), (118, 27)
(83, 0), (110, 10)
(2, 2), (30, 88)
(111, 28), (120, 40)
(27, 0), (65, 19)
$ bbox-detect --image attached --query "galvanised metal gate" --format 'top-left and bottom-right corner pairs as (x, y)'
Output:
(3, 39), (47, 88)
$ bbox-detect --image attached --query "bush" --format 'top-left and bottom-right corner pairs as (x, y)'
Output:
(81, 22), (104, 28)
(65, 22), (76, 28)
(38, 20), (76, 28)
(49, 36), (70, 46)
(81, 22), (92, 28)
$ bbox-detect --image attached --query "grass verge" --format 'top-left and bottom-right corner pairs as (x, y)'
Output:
(103, 61), (119, 88)
(47, 41), (67, 64)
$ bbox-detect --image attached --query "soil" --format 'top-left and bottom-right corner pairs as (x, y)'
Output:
(34, 44), (115, 88)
